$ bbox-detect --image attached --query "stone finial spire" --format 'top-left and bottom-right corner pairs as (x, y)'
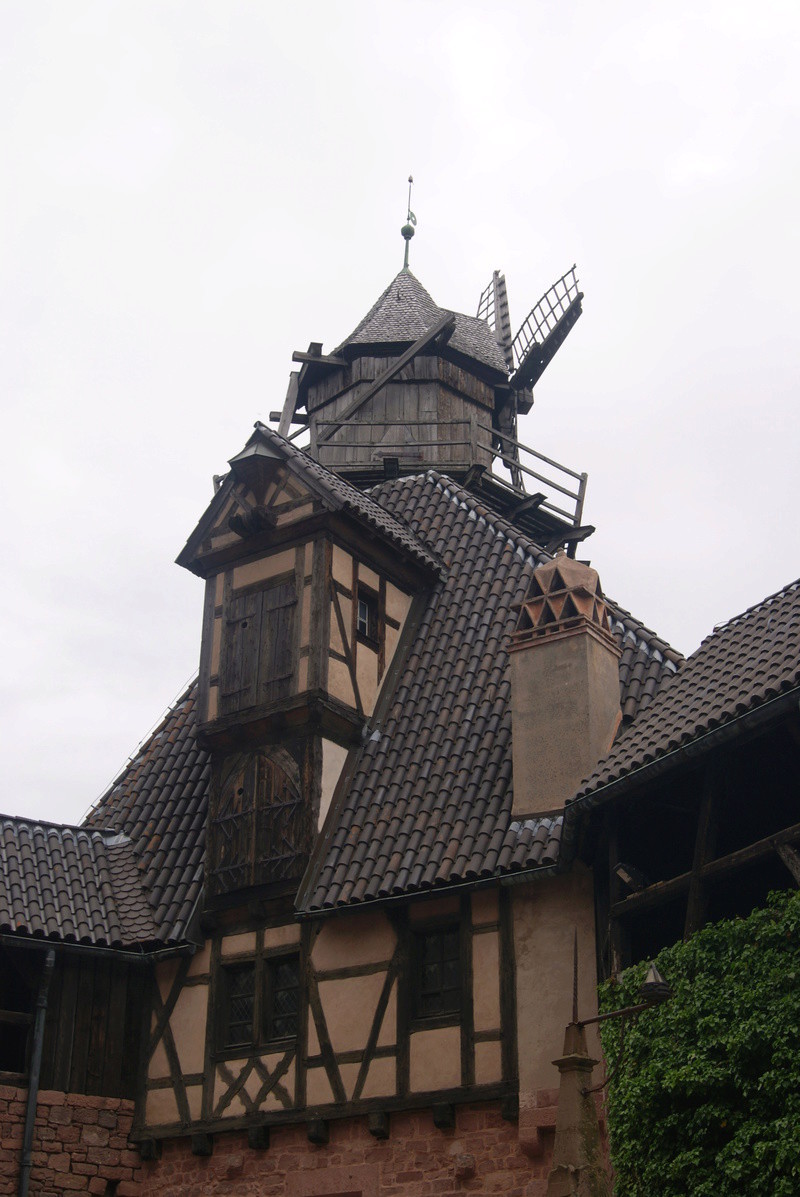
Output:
(509, 553), (622, 816)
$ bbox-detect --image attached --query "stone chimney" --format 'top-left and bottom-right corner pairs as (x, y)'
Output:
(510, 553), (621, 816)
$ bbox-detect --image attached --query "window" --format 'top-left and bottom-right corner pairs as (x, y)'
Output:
(0, 948), (34, 1075)
(412, 926), (461, 1022)
(264, 955), (300, 1041)
(356, 586), (379, 646)
(217, 952), (300, 1056)
(221, 963), (256, 1050)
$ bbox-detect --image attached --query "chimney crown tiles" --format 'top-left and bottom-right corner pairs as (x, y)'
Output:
(511, 552), (619, 656)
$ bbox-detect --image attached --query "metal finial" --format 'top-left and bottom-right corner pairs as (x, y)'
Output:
(401, 174), (417, 269)
(572, 928), (579, 1023)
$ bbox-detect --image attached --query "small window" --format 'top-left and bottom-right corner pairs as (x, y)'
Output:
(264, 954), (300, 1041)
(356, 587), (379, 645)
(220, 963), (256, 1050)
(217, 953), (300, 1056)
(413, 927), (461, 1021)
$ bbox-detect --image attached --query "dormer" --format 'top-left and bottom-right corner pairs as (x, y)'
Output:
(177, 424), (440, 752)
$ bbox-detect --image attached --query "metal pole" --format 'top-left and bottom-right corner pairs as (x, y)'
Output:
(18, 948), (55, 1197)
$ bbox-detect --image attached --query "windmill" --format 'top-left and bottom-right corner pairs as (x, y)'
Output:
(270, 250), (591, 555)
(476, 266), (584, 489)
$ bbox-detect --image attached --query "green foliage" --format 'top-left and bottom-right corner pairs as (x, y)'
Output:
(599, 890), (800, 1196)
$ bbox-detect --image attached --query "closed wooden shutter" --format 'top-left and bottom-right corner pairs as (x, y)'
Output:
(259, 580), (297, 703)
(219, 591), (262, 714)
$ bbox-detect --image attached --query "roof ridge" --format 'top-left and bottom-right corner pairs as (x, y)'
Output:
(0, 812), (121, 837)
(371, 470), (683, 667)
(707, 576), (800, 642)
(82, 676), (198, 825)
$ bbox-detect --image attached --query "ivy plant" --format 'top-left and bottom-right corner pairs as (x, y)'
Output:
(599, 889), (800, 1196)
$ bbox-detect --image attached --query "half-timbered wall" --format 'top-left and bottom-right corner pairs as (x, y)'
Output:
(139, 888), (516, 1139)
(328, 544), (412, 718)
(199, 535), (412, 730)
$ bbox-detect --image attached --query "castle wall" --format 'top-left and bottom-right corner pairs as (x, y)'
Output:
(0, 1085), (142, 1196)
(137, 1103), (558, 1197)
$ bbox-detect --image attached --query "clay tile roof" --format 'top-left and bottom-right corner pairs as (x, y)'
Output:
(336, 269), (509, 377)
(248, 424), (442, 574)
(84, 683), (210, 944)
(298, 472), (682, 912)
(573, 577), (800, 803)
(81, 468), (680, 927)
(0, 815), (157, 948)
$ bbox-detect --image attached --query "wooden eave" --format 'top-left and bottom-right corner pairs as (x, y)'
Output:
(179, 506), (438, 592)
(334, 335), (508, 389)
(568, 682), (800, 847)
(177, 449), (441, 586)
(197, 688), (365, 753)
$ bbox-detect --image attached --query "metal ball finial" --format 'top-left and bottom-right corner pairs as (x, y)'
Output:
(402, 174), (417, 269)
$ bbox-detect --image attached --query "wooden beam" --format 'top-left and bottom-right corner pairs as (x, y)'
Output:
(684, 765), (721, 938)
(307, 1119), (329, 1145)
(277, 372), (299, 437)
(510, 492), (546, 518)
(247, 1125), (270, 1150)
(777, 845), (800, 887)
(368, 1111), (390, 1140)
(544, 525), (596, 554)
(317, 312), (456, 445)
(612, 818), (800, 919)
(463, 464), (486, 488)
(291, 351), (348, 367)
(701, 820), (800, 880)
(611, 872), (691, 918)
(432, 1103), (455, 1130)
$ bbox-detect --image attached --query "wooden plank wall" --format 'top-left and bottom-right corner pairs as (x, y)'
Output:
(40, 955), (147, 1099)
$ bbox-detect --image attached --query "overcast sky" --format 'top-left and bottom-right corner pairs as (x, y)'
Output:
(2, 1), (798, 824)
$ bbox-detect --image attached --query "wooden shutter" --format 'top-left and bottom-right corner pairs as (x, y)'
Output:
(259, 580), (297, 703)
(219, 591), (262, 715)
(208, 752), (305, 897)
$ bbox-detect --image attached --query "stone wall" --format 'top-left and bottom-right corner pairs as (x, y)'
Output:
(138, 1102), (557, 1197)
(0, 1084), (143, 1196)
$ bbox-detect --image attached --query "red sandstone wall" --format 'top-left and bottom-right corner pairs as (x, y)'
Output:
(139, 1103), (556, 1197)
(0, 1085), (143, 1196)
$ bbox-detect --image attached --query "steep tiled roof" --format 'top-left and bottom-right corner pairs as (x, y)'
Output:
(86, 470), (680, 928)
(336, 270), (509, 377)
(300, 473), (681, 912)
(247, 424), (442, 574)
(573, 578), (800, 802)
(84, 684), (209, 944)
(0, 816), (156, 947)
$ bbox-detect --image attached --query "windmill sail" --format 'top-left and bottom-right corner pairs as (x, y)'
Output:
(510, 265), (583, 390)
(476, 270), (514, 370)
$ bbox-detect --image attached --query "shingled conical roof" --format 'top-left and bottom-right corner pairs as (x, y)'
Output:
(337, 269), (509, 377)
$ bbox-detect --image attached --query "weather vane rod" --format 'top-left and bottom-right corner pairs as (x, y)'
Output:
(401, 175), (417, 270)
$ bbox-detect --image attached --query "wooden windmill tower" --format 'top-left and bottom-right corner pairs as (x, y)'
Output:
(273, 196), (592, 554)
